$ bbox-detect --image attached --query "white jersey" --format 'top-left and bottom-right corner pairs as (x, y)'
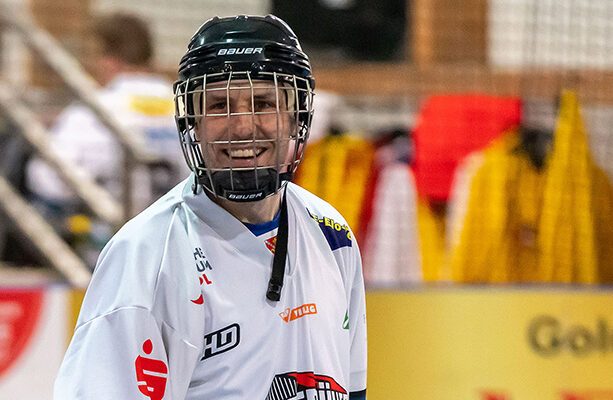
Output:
(54, 179), (367, 399)
(26, 73), (188, 212)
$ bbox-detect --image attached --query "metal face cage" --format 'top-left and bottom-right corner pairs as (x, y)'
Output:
(174, 70), (314, 201)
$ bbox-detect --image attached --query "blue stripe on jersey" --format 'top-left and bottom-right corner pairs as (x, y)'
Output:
(319, 223), (352, 251)
(306, 208), (353, 251)
(350, 389), (366, 399)
(242, 211), (280, 236)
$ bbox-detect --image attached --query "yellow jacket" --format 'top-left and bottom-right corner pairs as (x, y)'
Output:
(451, 91), (613, 283)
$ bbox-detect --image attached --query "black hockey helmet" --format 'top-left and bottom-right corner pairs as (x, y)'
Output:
(174, 15), (315, 201)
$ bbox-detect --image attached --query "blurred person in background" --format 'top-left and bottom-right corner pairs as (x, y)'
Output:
(53, 14), (367, 399)
(25, 13), (186, 264)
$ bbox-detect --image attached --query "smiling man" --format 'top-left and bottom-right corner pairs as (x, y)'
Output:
(54, 15), (367, 400)
(190, 78), (300, 222)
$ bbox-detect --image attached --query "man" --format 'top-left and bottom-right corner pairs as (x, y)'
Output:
(26, 13), (184, 218)
(54, 15), (367, 399)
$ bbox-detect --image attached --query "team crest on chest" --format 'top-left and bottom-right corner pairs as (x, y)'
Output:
(265, 236), (277, 254)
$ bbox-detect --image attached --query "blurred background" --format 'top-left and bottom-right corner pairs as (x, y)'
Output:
(0, 0), (612, 399)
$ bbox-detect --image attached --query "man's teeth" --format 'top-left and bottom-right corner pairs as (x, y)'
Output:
(229, 148), (259, 158)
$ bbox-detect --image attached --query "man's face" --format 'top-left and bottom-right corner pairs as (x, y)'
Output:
(195, 79), (296, 173)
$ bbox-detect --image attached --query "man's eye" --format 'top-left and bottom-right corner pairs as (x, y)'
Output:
(207, 102), (227, 112)
(254, 100), (276, 111)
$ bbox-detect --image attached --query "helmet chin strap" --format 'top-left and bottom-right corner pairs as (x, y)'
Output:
(198, 168), (293, 202)
(267, 185), (289, 301)
(193, 168), (290, 301)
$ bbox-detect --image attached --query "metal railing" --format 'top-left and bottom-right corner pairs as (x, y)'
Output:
(0, 4), (165, 286)
(0, 175), (91, 288)
(1, 5), (161, 218)
(0, 85), (123, 226)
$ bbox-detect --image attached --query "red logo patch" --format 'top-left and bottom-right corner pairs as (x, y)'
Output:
(0, 290), (43, 378)
(267, 371), (347, 399)
(191, 273), (213, 304)
(265, 236), (277, 254)
(135, 339), (168, 400)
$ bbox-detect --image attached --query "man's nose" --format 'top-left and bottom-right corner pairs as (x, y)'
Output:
(230, 103), (255, 139)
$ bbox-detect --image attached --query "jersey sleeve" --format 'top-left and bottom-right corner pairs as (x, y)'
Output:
(347, 242), (367, 395)
(54, 210), (203, 400)
(54, 307), (199, 400)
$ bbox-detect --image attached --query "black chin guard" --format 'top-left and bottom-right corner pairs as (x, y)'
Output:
(199, 169), (292, 202)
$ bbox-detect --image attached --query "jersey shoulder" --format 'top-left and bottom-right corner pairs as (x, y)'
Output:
(112, 179), (187, 245)
(287, 183), (349, 225)
(79, 180), (191, 324)
(287, 183), (355, 252)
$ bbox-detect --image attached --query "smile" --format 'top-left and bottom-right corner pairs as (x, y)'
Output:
(223, 148), (266, 159)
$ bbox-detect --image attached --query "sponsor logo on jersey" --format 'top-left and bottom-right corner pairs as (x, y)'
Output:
(191, 294), (204, 305)
(279, 303), (318, 323)
(306, 209), (353, 251)
(191, 274), (213, 305)
(192, 247), (214, 304)
(202, 323), (240, 360)
(217, 47), (263, 56)
(265, 236), (277, 254)
(135, 339), (168, 400)
(266, 371), (347, 400)
(193, 247), (213, 272)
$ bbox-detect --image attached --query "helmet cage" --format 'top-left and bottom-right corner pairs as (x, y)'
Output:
(174, 70), (314, 201)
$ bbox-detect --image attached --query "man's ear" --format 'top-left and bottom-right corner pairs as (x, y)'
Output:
(192, 120), (202, 141)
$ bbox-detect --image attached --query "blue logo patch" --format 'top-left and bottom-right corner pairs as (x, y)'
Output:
(307, 209), (353, 251)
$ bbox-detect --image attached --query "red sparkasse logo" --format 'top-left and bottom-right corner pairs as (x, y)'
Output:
(279, 303), (318, 323)
(135, 339), (168, 400)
